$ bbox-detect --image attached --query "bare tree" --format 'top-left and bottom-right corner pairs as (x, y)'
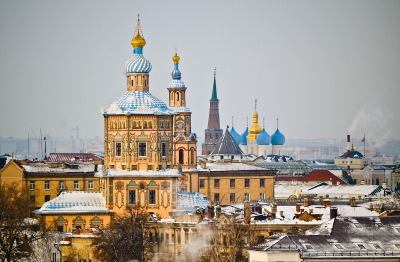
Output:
(29, 232), (61, 262)
(198, 217), (255, 262)
(0, 183), (44, 262)
(93, 205), (155, 262)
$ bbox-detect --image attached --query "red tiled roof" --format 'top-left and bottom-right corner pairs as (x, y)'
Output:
(47, 153), (103, 162)
(275, 170), (347, 184)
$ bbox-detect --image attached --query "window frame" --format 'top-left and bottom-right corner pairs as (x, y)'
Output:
(44, 180), (50, 190)
(138, 142), (147, 157)
(115, 142), (122, 157)
(260, 178), (265, 188)
(30, 181), (35, 190)
(199, 179), (205, 189)
(214, 179), (220, 188)
(88, 180), (94, 190)
(74, 180), (79, 190)
(244, 179), (250, 188)
(230, 179), (235, 188)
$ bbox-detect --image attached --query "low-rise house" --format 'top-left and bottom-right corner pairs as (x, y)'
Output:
(248, 216), (400, 262)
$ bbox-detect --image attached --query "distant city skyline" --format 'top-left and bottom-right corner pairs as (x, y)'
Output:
(1, 1), (399, 145)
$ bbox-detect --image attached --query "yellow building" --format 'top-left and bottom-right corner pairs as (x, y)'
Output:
(198, 162), (275, 204)
(0, 159), (100, 210)
(98, 17), (197, 218)
(35, 191), (113, 233)
(334, 147), (371, 170)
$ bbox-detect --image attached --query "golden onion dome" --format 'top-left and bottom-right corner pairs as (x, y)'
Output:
(131, 30), (146, 48)
(247, 111), (262, 141)
(131, 16), (146, 48)
(172, 53), (180, 64)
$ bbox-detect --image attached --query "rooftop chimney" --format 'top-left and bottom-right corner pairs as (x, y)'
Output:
(350, 197), (357, 207)
(303, 198), (309, 207)
(244, 201), (251, 224)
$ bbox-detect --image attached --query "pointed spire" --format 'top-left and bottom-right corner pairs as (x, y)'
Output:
(211, 67), (218, 100)
(131, 14), (146, 51)
(276, 117), (279, 129)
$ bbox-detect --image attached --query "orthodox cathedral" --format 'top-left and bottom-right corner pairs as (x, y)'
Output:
(99, 17), (198, 217)
(202, 74), (286, 157)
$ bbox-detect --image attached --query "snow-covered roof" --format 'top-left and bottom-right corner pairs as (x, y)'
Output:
(274, 184), (383, 199)
(22, 163), (98, 173)
(177, 192), (210, 212)
(96, 168), (181, 178)
(262, 217), (400, 258)
(35, 191), (109, 214)
(198, 162), (267, 171)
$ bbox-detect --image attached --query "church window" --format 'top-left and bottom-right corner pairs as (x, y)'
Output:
(176, 92), (180, 101)
(139, 142), (146, 157)
(88, 180), (94, 189)
(144, 121), (147, 128)
(131, 79), (134, 86)
(209, 133), (212, 139)
(115, 142), (122, 157)
(149, 190), (156, 204)
(179, 149), (184, 164)
(129, 190), (136, 205)
(161, 143), (167, 157)
(148, 121), (152, 128)
(74, 181), (79, 190)
(166, 121), (170, 128)
(160, 121), (164, 128)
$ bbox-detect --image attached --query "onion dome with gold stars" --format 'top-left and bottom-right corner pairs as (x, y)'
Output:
(125, 15), (152, 74)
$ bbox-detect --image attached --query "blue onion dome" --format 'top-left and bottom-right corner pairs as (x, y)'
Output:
(125, 16), (152, 74)
(169, 52), (186, 88)
(240, 127), (249, 145)
(104, 91), (174, 115)
(230, 127), (241, 145)
(256, 128), (271, 145)
(271, 128), (285, 145)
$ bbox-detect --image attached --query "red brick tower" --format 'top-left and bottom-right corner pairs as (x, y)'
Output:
(202, 69), (223, 155)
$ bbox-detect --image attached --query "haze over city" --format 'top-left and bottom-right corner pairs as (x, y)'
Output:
(1, 1), (399, 147)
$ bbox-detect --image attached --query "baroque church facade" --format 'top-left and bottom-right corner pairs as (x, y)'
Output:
(100, 18), (198, 217)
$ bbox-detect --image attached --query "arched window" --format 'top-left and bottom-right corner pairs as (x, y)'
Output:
(176, 92), (180, 101)
(209, 133), (212, 139)
(179, 149), (184, 164)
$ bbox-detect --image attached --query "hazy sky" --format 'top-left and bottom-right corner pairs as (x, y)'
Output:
(1, 1), (399, 143)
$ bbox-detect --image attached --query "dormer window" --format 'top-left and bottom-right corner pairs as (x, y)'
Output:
(356, 244), (366, 249)
(304, 244), (313, 250)
(334, 243), (344, 250)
